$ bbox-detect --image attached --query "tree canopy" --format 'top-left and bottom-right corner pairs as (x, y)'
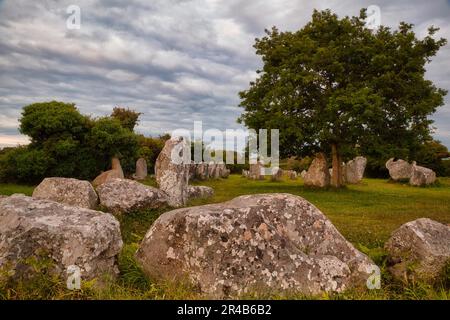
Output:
(238, 9), (447, 186)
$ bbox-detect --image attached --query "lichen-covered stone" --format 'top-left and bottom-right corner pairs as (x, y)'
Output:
(385, 218), (450, 282)
(155, 137), (190, 207)
(249, 162), (264, 180)
(285, 170), (297, 180)
(97, 179), (167, 214)
(132, 158), (148, 181)
(92, 157), (125, 187)
(303, 153), (330, 187)
(187, 186), (214, 199)
(0, 195), (122, 281)
(136, 193), (376, 298)
(385, 158), (413, 181)
(32, 177), (98, 209)
(409, 164), (436, 186)
(345, 156), (367, 184)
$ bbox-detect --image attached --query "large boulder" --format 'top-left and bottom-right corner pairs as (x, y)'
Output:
(97, 179), (167, 214)
(385, 158), (413, 181)
(92, 157), (125, 188)
(345, 156), (367, 184)
(409, 164), (436, 186)
(187, 186), (214, 199)
(303, 153), (330, 187)
(300, 170), (307, 179)
(0, 195), (122, 281)
(155, 137), (190, 207)
(136, 193), (376, 298)
(385, 218), (450, 282)
(32, 177), (98, 209)
(132, 158), (148, 181)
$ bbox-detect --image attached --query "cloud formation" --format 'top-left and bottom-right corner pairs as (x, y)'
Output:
(0, 0), (449, 148)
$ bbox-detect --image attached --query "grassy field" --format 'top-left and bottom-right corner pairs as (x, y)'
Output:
(0, 176), (449, 300)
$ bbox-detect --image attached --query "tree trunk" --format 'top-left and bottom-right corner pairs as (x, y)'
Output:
(331, 143), (343, 188)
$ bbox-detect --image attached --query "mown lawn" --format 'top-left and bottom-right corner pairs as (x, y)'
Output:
(0, 176), (449, 300)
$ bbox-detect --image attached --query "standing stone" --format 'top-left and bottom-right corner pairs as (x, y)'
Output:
(216, 163), (228, 178)
(300, 170), (307, 179)
(188, 161), (197, 181)
(32, 177), (98, 209)
(385, 158), (413, 181)
(136, 193), (377, 298)
(92, 157), (125, 188)
(385, 218), (450, 282)
(132, 158), (148, 181)
(270, 167), (283, 181)
(249, 161), (264, 180)
(196, 162), (208, 180)
(410, 163), (436, 186)
(155, 137), (190, 207)
(0, 195), (123, 281)
(303, 153), (330, 187)
(242, 169), (249, 178)
(97, 178), (168, 214)
(187, 186), (214, 199)
(345, 156), (367, 184)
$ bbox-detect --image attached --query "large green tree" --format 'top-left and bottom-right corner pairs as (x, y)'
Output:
(238, 9), (447, 187)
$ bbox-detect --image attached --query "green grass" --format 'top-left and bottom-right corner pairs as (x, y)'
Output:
(0, 183), (34, 196)
(1, 175), (449, 300)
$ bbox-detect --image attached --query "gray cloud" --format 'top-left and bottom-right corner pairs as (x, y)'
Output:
(0, 0), (449, 148)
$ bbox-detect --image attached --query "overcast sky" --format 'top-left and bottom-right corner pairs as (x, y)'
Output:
(0, 0), (449, 149)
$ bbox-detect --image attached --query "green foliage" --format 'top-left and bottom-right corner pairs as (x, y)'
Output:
(111, 107), (142, 131)
(238, 9), (447, 185)
(0, 101), (141, 183)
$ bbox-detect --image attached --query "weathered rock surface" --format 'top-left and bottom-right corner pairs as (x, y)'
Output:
(92, 157), (125, 188)
(345, 156), (367, 184)
(410, 164), (436, 186)
(132, 158), (148, 181)
(385, 218), (450, 282)
(97, 179), (167, 214)
(155, 137), (190, 207)
(187, 186), (214, 199)
(303, 153), (330, 187)
(136, 193), (376, 298)
(386, 158), (436, 186)
(300, 170), (307, 179)
(249, 162), (264, 180)
(0, 195), (122, 281)
(385, 158), (413, 181)
(32, 177), (98, 209)
(270, 167), (283, 181)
